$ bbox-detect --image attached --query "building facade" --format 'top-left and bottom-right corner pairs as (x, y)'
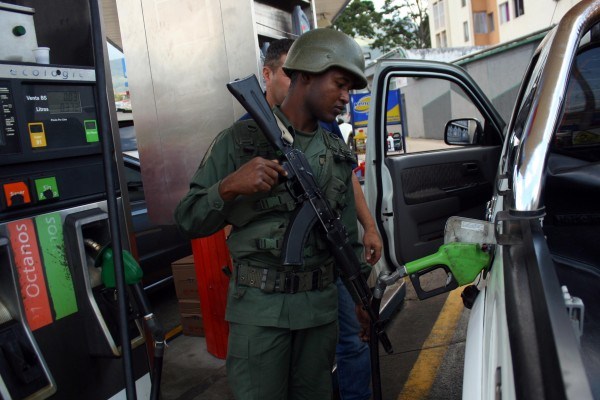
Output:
(429, 0), (582, 48)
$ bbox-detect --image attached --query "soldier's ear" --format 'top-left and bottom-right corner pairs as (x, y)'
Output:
(263, 66), (273, 84)
(299, 72), (312, 85)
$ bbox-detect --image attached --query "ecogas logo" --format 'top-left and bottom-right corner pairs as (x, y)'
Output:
(354, 96), (371, 113)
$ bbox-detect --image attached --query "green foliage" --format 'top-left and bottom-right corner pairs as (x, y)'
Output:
(331, 0), (381, 39)
(333, 0), (431, 51)
(373, 0), (430, 51)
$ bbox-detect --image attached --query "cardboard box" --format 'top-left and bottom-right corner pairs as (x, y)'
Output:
(178, 299), (201, 315)
(171, 255), (199, 300)
(178, 299), (204, 337)
(180, 313), (205, 337)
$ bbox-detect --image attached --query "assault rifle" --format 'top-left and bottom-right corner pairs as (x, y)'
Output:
(227, 75), (393, 354)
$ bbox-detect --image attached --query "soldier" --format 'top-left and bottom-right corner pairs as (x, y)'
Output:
(175, 29), (371, 400)
(259, 38), (379, 400)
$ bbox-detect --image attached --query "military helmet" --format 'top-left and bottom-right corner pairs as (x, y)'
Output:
(283, 28), (367, 89)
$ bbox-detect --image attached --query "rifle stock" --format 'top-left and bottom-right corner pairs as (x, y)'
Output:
(227, 75), (393, 354)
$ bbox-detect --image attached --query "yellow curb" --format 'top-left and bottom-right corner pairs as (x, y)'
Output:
(398, 289), (464, 400)
(165, 325), (183, 341)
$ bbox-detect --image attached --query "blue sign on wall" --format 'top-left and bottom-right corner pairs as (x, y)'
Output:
(350, 90), (401, 127)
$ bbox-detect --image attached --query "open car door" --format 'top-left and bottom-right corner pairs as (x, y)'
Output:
(364, 60), (505, 298)
(364, 3), (600, 397)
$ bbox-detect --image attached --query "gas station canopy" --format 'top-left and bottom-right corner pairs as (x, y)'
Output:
(102, 0), (350, 51)
(314, 0), (351, 27)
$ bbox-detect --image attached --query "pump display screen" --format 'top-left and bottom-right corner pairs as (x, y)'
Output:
(22, 83), (98, 149)
(47, 91), (82, 114)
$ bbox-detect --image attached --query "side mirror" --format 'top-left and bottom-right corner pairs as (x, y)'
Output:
(444, 118), (482, 145)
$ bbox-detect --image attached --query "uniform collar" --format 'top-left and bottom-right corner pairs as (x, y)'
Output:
(273, 106), (295, 136)
(273, 106), (322, 137)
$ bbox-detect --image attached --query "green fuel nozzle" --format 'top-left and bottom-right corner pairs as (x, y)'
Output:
(97, 246), (143, 288)
(83, 238), (144, 287)
(405, 242), (491, 285)
(83, 238), (165, 400)
(374, 242), (492, 301)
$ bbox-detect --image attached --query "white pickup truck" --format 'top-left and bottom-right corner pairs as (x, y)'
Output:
(364, 0), (600, 398)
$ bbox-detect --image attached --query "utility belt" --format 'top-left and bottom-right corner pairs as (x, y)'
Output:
(235, 261), (335, 294)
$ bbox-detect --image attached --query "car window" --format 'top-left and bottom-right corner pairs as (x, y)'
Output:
(383, 76), (485, 155)
(544, 28), (600, 269)
(553, 43), (600, 162)
(123, 160), (145, 202)
(500, 33), (552, 173)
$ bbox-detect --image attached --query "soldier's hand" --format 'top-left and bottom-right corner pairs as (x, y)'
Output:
(363, 227), (382, 265)
(355, 304), (370, 342)
(219, 158), (287, 201)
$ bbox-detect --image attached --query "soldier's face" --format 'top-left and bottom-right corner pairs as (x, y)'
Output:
(307, 68), (354, 123)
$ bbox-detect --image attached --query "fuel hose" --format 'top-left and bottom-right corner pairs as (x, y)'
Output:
(87, 0), (136, 398)
(84, 238), (165, 400)
(370, 297), (384, 400)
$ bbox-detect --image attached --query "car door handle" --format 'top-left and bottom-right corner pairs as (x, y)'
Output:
(462, 162), (480, 176)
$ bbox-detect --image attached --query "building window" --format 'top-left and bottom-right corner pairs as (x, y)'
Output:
(499, 2), (510, 24)
(461, 0), (466, 7)
(473, 12), (488, 33)
(433, 0), (446, 30)
(513, 0), (524, 17)
(435, 30), (448, 47)
(463, 21), (470, 41)
(487, 12), (495, 32)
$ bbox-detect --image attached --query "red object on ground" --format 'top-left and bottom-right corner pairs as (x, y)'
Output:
(191, 229), (231, 359)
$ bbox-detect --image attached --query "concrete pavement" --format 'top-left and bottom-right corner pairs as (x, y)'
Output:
(151, 278), (469, 400)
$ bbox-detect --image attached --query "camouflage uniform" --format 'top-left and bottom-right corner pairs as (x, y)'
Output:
(175, 107), (369, 400)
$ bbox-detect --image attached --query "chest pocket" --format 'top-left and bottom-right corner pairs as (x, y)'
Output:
(322, 130), (357, 165)
(320, 131), (356, 212)
(227, 123), (295, 227)
(233, 123), (278, 165)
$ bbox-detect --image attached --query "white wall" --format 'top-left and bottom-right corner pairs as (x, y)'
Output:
(498, 0), (581, 42)
(447, 0), (474, 47)
(430, 0), (583, 48)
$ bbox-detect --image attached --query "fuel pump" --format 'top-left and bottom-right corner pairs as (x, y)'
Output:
(0, 1), (153, 399)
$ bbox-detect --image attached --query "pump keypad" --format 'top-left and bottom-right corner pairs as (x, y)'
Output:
(28, 122), (47, 148)
(3, 181), (31, 207)
(34, 176), (59, 201)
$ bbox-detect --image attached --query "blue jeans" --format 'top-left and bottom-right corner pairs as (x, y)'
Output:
(336, 278), (371, 400)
